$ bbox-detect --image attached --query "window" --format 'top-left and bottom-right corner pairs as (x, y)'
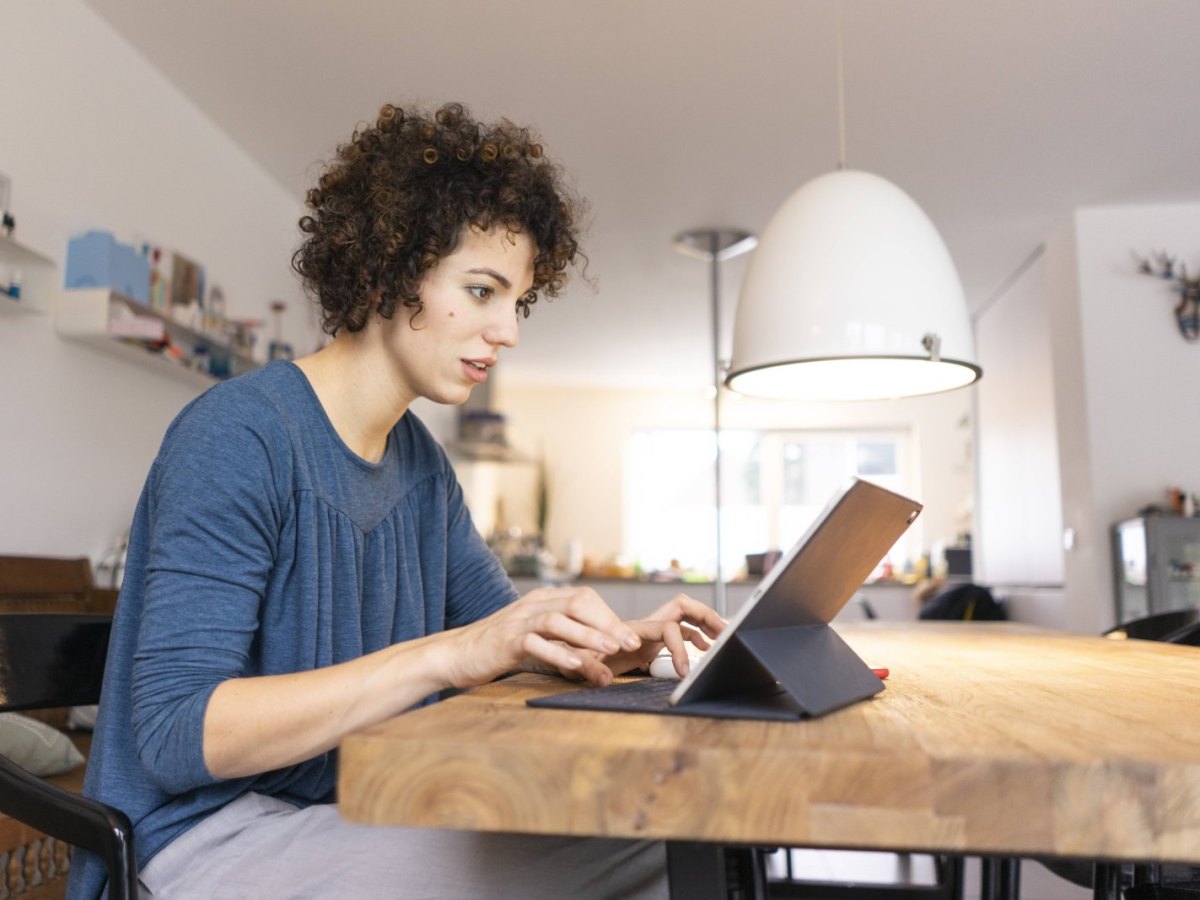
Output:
(624, 428), (912, 579)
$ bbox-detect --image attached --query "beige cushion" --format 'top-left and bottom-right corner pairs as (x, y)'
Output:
(68, 704), (99, 730)
(0, 712), (85, 776)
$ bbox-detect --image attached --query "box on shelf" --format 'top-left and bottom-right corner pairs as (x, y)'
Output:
(65, 230), (150, 305)
(107, 311), (166, 341)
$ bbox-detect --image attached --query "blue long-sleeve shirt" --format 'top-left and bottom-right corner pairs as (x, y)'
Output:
(68, 361), (517, 900)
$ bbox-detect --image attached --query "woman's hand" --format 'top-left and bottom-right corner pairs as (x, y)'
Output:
(440, 586), (644, 689)
(204, 585), (642, 780)
(602, 593), (727, 678)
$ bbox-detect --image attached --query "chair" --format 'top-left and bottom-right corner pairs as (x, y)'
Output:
(1086, 862), (1200, 899)
(0, 612), (137, 900)
(918, 582), (1006, 621)
(765, 849), (964, 899)
(1103, 608), (1200, 645)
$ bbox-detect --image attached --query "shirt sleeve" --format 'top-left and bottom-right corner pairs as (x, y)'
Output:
(129, 388), (290, 795)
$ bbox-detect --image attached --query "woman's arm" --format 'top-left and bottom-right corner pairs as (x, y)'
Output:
(202, 584), (645, 779)
(202, 632), (448, 779)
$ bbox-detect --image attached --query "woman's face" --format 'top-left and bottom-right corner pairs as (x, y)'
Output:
(379, 225), (536, 407)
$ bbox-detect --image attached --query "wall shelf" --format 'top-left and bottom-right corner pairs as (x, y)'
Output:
(0, 293), (38, 316)
(0, 235), (55, 316)
(56, 288), (260, 388)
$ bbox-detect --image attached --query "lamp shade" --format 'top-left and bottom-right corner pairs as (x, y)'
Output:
(726, 169), (981, 401)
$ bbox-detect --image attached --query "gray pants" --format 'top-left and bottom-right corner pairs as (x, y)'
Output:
(140, 793), (668, 899)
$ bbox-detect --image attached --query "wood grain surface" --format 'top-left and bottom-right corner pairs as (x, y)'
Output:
(338, 622), (1200, 862)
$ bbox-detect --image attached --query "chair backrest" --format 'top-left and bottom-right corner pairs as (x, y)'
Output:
(0, 612), (137, 900)
(0, 613), (111, 712)
(918, 582), (1006, 621)
(1104, 608), (1200, 643)
(0, 554), (97, 614)
(1163, 620), (1200, 646)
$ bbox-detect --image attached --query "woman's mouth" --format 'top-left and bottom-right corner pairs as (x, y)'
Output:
(462, 359), (491, 384)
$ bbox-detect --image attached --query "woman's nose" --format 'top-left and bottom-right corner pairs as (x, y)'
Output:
(484, 308), (520, 348)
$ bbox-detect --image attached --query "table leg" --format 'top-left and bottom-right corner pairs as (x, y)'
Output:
(938, 854), (965, 900)
(999, 858), (1021, 900)
(980, 857), (1021, 900)
(981, 857), (1000, 900)
(1132, 863), (1161, 887)
(1092, 862), (1122, 900)
(666, 842), (765, 900)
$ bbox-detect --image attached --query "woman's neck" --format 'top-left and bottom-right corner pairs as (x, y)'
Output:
(292, 332), (411, 464)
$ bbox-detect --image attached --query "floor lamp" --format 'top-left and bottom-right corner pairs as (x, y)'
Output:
(673, 228), (757, 617)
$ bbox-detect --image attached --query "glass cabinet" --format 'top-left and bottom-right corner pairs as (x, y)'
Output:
(1112, 516), (1200, 623)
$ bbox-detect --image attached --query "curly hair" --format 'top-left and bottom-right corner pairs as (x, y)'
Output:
(292, 101), (586, 335)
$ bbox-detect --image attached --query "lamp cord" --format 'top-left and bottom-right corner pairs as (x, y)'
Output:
(836, 0), (847, 170)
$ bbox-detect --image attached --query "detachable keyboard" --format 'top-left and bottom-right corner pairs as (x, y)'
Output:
(526, 677), (805, 721)
(527, 678), (677, 714)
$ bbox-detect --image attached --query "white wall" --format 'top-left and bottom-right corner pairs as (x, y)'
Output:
(977, 202), (1200, 633)
(489, 381), (973, 573)
(974, 249), (1065, 588)
(0, 0), (310, 562)
(1064, 203), (1200, 632)
(1046, 218), (1098, 632)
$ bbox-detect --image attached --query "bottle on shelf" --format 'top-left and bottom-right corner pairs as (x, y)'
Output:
(268, 300), (293, 361)
(149, 245), (167, 310)
(1, 266), (20, 300)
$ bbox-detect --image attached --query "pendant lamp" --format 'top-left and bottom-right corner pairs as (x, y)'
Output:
(725, 10), (981, 402)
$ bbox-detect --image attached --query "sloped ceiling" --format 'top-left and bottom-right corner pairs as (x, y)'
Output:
(84, 0), (1200, 388)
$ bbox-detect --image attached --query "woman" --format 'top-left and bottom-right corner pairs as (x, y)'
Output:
(68, 102), (722, 900)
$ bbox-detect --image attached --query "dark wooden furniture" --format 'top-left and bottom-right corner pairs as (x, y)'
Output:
(0, 555), (118, 616)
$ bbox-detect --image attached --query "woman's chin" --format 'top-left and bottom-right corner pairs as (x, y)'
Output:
(423, 384), (473, 406)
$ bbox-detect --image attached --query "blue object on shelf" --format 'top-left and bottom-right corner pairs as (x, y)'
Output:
(65, 230), (151, 305)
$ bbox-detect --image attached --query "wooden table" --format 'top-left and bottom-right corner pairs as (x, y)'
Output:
(339, 622), (1200, 896)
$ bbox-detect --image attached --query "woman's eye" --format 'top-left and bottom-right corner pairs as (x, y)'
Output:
(467, 285), (493, 301)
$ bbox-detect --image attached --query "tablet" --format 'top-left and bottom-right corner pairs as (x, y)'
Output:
(527, 478), (921, 720)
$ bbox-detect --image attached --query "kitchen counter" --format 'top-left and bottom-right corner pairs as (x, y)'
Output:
(509, 576), (920, 621)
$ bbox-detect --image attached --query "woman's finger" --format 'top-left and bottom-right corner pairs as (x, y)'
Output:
(521, 632), (586, 675)
(678, 601), (727, 639)
(655, 620), (693, 676)
(532, 609), (622, 656)
(682, 624), (712, 651)
(521, 632), (615, 687)
(525, 587), (641, 651)
(647, 593), (727, 639)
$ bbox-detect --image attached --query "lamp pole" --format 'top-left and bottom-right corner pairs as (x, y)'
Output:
(672, 229), (756, 616)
